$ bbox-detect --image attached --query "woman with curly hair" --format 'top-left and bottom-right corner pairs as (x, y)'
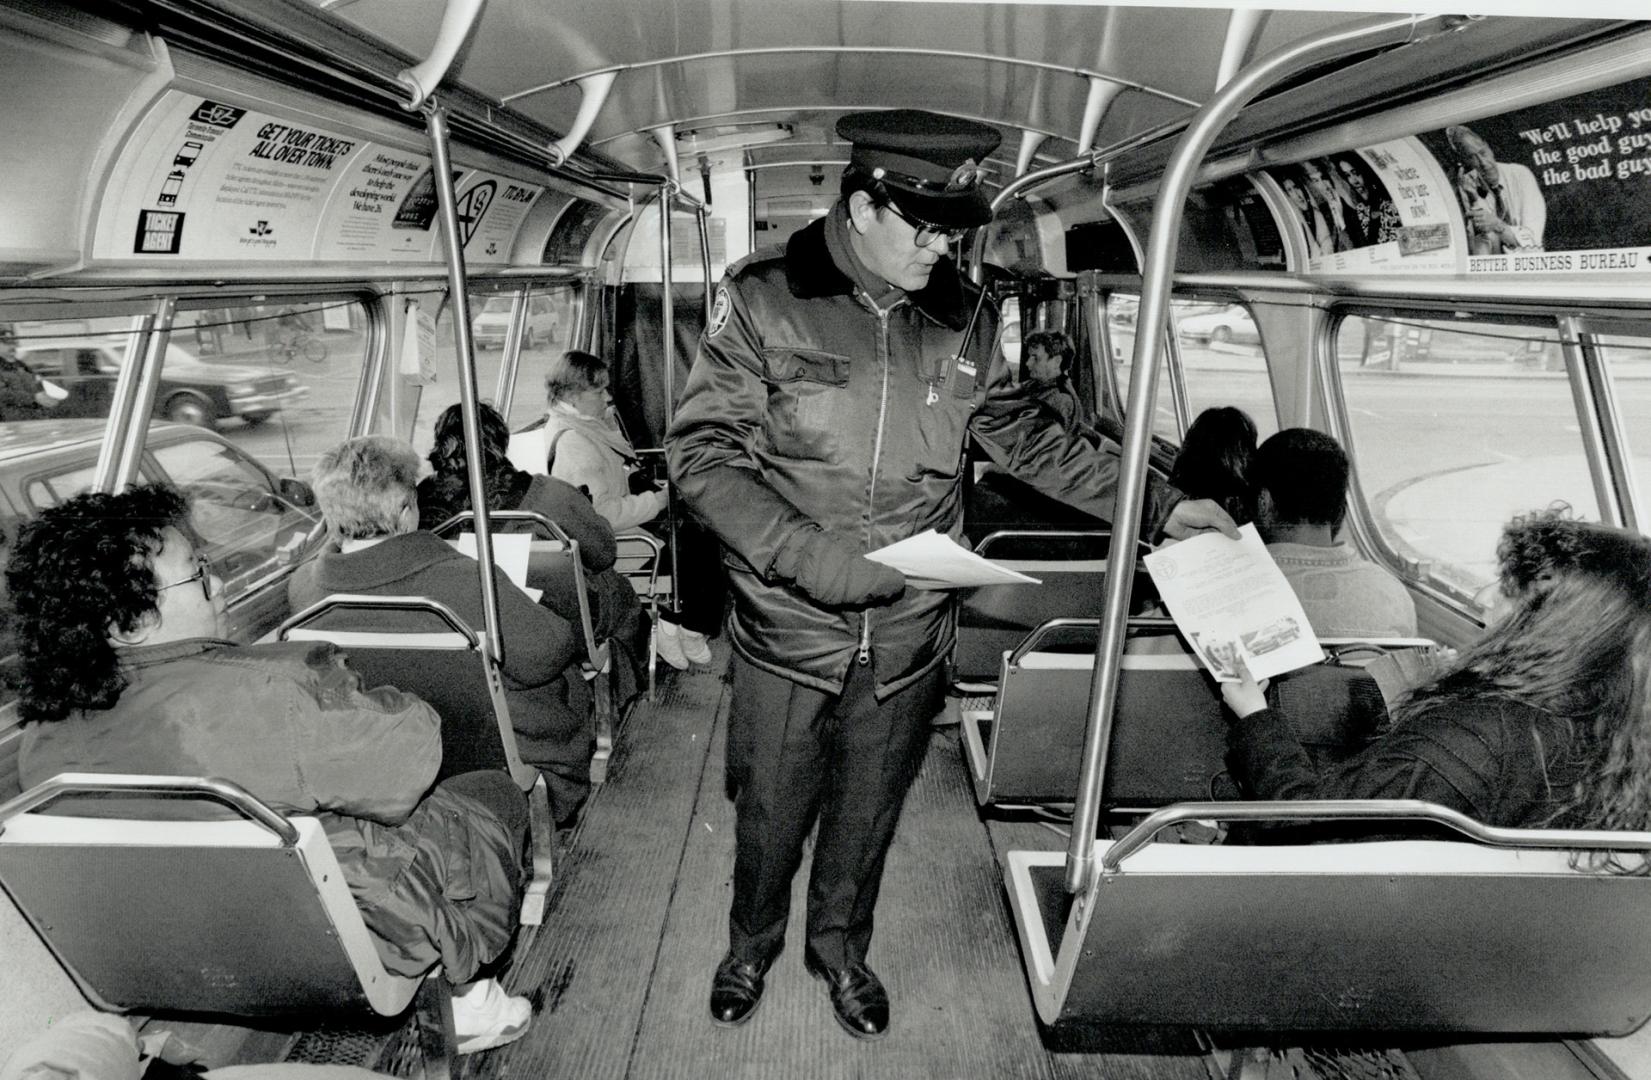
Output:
(1221, 509), (1651, 851)
(418, 401), (649, 695)
(11, 485), (534, 1053)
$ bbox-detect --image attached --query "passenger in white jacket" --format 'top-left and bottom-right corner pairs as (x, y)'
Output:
(509, 350), (723, 669)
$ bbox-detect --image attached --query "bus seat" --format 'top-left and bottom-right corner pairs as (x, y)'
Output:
(963, 620), (1433, 809)
(614, 531), (666, 703)
(430, 510), (618, 785)
(0, 773), (457, 1076)
(1003, 800), (1651, 1035)
(278, 595), (555, 929)
(954, 530), (1156, 685)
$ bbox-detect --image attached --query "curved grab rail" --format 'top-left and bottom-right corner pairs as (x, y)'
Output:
(431, 509), (575, 548)
(972, 528), (1113, 557)
(1100, 799), (1651, 872)
(278, 593), (481, 647)
(1006, 615), (1177, 668)
(0, 773), (298, 846)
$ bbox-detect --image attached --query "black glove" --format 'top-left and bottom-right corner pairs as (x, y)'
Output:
(772, 527), (905, 608)
(628, 469), (662, 496)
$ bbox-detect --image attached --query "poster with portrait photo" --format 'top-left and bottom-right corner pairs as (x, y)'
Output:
(1415, 74), (1651, 274)
(1261, 142), (1457, 274)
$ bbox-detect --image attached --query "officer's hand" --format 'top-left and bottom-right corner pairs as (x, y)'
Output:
(774, 529), (905, 608)
(1163, 498), (1240, 541)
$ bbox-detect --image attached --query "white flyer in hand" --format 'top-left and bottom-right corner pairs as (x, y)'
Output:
(1141, 523), (1322, 682)
(864, 529), (1040, 591)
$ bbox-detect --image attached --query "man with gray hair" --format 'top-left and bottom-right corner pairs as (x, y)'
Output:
(290, 434), (594, 823)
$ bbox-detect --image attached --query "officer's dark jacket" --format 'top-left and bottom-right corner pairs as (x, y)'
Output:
(666, 214), (1177, 696)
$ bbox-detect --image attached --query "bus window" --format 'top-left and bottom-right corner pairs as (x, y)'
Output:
(1593, 331), (1651, 526)
(998, 297), (1022, 373)
(418, 282), (583, 454)
(1334, 313), (1590, 602)
(1105, 292), (1179, 443)
(1172, 298), (1278, 441)
(9, 317), (147, 429)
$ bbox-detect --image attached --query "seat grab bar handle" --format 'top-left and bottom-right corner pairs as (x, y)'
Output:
(1102, 799), (1651, 872)
(0, 772), (299, 846)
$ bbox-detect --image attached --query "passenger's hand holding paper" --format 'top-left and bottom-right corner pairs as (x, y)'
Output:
(864, 529), (1040, 590)
(1142, 524), (1322, 682)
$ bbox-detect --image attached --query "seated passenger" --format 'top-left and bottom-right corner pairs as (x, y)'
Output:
(1169, 406), (1256, 527)
(512, 349), (725, 672)
(1021, 330), (1082, 430)
(291, 435), (593, 823)
(1253, 428), (1417, 637)
(9, 486), (532, 1053)
(419, 401), (649, 697)
(1222, 510), (1651, 846)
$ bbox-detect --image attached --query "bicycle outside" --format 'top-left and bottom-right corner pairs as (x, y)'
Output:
(268, 328), (328, 365)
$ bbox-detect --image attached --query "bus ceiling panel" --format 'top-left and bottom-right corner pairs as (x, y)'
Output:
(0, 9), (170, 279)
(317, 1), (1392, 175)
(1106, 16), (1632, 189)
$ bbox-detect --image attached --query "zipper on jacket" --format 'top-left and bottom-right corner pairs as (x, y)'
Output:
(860, 306), (893, 668)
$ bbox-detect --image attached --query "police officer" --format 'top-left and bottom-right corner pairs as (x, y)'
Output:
(667, 109), (1235, 1040)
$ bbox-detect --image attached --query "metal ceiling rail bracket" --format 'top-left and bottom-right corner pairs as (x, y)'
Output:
(1064, 11), (1472, 898)
(652, 124), (682, 185)
(1074, 77), (1123, 156)
(394, 0), (483, 110)
(547, 70), (619, 167)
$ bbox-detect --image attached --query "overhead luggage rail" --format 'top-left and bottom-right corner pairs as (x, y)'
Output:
(1005, 799), (1651, 1035)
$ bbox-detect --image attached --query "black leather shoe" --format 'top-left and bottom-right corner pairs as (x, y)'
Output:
(709, 953), (768, 1027)
(804, 955), (890, 1040)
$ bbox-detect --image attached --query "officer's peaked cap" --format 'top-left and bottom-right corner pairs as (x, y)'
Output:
(837, 109), (1001, 230)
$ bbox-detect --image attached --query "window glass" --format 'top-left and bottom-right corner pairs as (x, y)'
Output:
(145, 297), (365, 640)
(1171, 298), (1278, 441)
(1334, 313), (1590, 603)
(6, 316), (146, 429)
(149, 436), (322, 612)
(1106, 292), (1179, 442)
(417, 283), (583, 453)
(999, 297), (1022, 374)
(1591, 330), (1651, 524)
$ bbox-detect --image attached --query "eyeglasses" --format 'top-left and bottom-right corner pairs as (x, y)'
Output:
(884, 203), (968, 248)
(158, 555), (217, 603)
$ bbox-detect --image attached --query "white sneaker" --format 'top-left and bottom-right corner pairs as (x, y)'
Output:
(451, 978), (531, 1054)
(656, 619), (690, 671)
(679, 627), (712, 665)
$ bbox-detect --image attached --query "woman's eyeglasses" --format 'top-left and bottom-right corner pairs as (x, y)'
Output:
(158, 556), (217, 602)
(884, 203), (968, 248)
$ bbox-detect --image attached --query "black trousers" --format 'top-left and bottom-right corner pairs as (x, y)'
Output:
(645, 516), (726, 637)
(724, 652), (944, 970)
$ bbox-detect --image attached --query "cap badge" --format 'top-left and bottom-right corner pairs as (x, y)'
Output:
(946, 159), (981, 191)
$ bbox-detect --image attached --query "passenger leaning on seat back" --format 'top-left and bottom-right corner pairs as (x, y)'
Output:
(7, 486), (532, 1052)
(1252, 427), (1416, 637)
(290, 435), (593, 824)
(1223, 509), (1651, 858)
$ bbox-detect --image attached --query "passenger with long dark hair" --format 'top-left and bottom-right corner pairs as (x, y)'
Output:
(11, 486), (533, 1053)
(1222, 510), (1651, 856)
(1169, 406), (1257, 527)
(419, 402), (649, 693)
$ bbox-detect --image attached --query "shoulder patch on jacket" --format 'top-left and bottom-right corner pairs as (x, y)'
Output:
(707, 285), (732, 338)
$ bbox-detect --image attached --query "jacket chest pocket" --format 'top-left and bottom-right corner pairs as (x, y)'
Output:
(763, 348), (851, 460)
(905, 388), (970, 481)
